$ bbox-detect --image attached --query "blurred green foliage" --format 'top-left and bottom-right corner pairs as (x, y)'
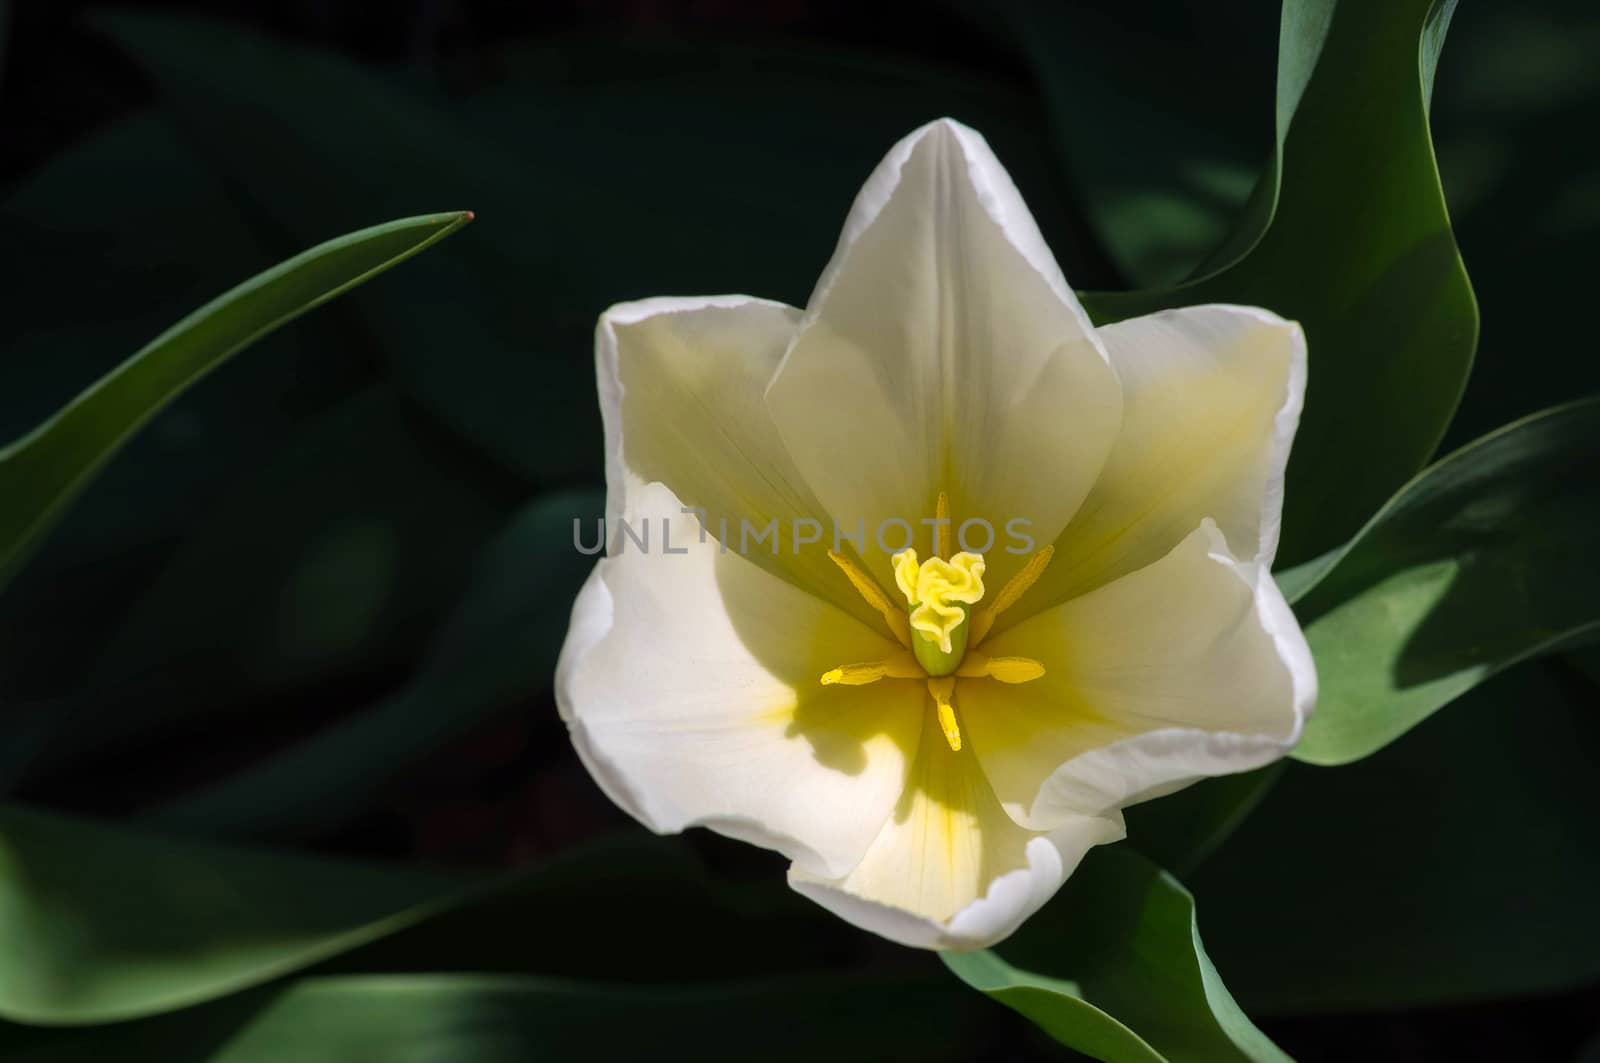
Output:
(2, 974), (988, 1063)
(1, 0), (1598, 1059)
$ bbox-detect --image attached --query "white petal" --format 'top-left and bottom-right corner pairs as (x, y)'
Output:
(963, 521), (1316, 830)
(597, 296), (883, 630)
(765, 118), (1122, 590)
(787, 710), (1125, 950)
(1014, 304), (1305, 617)
(557, 484), (924, 878)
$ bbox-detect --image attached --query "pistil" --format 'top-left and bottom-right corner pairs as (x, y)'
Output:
(893, 549), (986, 674)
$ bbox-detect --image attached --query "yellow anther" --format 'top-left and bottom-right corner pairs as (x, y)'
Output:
(956, 653), (1046, 684)
(829, 549), (911, 646)
(821, 663), (886, 686)
(983, 656), (1047, 683)
(927, 677), (961, 751)
(934, 491), (952, 560)
(820, 652), (922, 686)
(970, 545), (1054, 645)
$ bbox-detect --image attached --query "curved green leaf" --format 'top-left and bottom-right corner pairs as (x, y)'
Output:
(0, 112), (332, 561)
(3, 974), (984, 1063)
(0, 211), (472, 589)
(941, 951), (1166, 1063)
(942, 847), (1288, 1063)
(0, 805), (470, 1025)
(1288, 397), (1600, 764)
(1076, 0), (1477, 563)
(0, 808), (851, 1027)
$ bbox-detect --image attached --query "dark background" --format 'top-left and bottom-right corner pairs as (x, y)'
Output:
(2, 0), (1598, 1059)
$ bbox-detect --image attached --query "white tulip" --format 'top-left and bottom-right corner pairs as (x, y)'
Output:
(557, 119), (1316, 950)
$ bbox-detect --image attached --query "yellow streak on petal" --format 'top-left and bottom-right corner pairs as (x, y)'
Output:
(798, 701), (1055, 924)
(934, 490), (952, 560)
(752, 699), (797, 727)
(829, 549), (911, 646)
(970, 545), (1054, 645)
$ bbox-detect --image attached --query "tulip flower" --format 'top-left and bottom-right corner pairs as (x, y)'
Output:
(558, 119), (1316, 948)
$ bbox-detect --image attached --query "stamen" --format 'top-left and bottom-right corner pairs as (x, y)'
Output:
(927, 677), (961, 751)
(829, 549), (911, 646)
(934, 491), (952, 560)
(956, 652), (1046, 683)
(969, 545), (1054, 645)
(820, 651), (922, 686)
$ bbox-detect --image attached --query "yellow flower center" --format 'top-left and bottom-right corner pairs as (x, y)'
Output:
(818, 492), (1051, 752)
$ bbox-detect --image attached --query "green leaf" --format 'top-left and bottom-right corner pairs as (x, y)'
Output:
(0, 211), (472, 590)
(1190, 660), (1600, 1013)
(1077, 0), (1477, 564)
(2, 974), (985, 1062)
(1287, 397), (1600, 765)
(945, 952), (1164, 1063)
(943, 847), (1288, 1063)
(0, 805), (469, 1025)
(138, 488), (603, 839)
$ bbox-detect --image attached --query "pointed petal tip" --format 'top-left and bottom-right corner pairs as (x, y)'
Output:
(915, 115), (979, 140)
